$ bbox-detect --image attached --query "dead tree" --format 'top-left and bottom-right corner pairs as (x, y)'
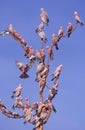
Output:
(0, 8), (84, 130)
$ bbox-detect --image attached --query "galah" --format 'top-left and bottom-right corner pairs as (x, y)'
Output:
(35, 22), (44, 33)
(12, 96), (23, 109)
(12, 30), (20, 41)
(36, 63), (45, 74)
(37, 103), (46, 115)
(35, 50), (42, 62)
(25, 98), (31, 108)
(11, 83), (22, 98)
(32, 102), (38, 111)
(40, 49), (45, 63)
(35, 63), (44, 82)
(48, 82), (58, 101)
(0, 100), (6, 108)
(51, 64), (63, 81)
(0, 30), (9, 36)
(38, 30), (47, 43)
(40, 8), (49, 26)
(74, 11), (84, 26)
(9, 24), (13, 33)
(18, 36), (27, 46)
(57, 26), (64, 41)
(67, 22), (73, 37)
(1, 106), (12, 117)
(23, 107), (33, 124)
(46, 46), (54, 60)
(51, 33), (59, 50)
(45, 100), (57, 113)
(16, 61), (31, 78)
(32, 112), (47, 130)
(10, 112), (23, 118)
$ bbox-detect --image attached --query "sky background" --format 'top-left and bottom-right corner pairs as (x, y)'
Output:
(0, 0), (85, 130)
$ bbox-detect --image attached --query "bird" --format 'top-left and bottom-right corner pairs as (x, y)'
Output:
(38, 29), (47, 43)
(8, 24), (14, 33)
(74, 11), (84, 26)
(16, 61), (31, 78)
(0, 30), (9, 36)
(23, 107), (33, 124)
(51, 64), (63, 81)
(32, 112), (47, 130)
(25, 98), (31, 109)
(57, 26), (64, 41)
(40, 8), (49, 26)
(11, 83), (22, 98)
(48, 82), (58, 101)
(36, 63), (45, 75)
(51, 33), (59, 50)
(35, 50), (42, 62)
(46, 46), (54, 61)
(35, 22), (44, 33)
(67, 22), (73, 37)
(12, 96), (24, 109)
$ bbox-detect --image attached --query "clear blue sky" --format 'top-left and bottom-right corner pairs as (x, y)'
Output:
(0, 0), (85, 130)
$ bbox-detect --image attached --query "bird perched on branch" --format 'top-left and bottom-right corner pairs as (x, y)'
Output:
(57, 26), (64, 41)
(51, 64), (63, 81)
(11, 83), (22, 98)
(12, 96), (24, 109)
(35, 22), (44, 33)
(46, 46), (54, 61)
(51, 33), (59, 50)
(23, 107), (33, 124)
(67, 22), (73, 37)
(74, 11), (84, 26)
(40, 8), (49, 26)
(38, 29), (47, 43)
(47, 82), (58, 101)
(16, 61), (31, 78)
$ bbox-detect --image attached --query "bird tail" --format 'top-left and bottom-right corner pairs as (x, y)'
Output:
(20, 73), (29, 78)
(80, 22), (84, 26)
(11, 95), (14, 99)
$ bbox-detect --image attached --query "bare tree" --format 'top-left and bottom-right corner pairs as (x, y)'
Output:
(0, 8), (84, 130)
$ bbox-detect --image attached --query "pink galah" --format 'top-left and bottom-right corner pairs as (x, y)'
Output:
(74, 11), (84, 26)
(25, 98), (31, 108)
(57, 26), (64, 41)
(33, 102), (38, 110)
(40, 8), (49, 26)
(9, 24), (13, 33)
(23, 107), (33, 124)
(12, 96), (23, 109)
(46, 46), (54, 60)
(11, 83), (23, 98)
(47, 82), (58, 101)
(67, 22), (73, 37)
(36, 63), (44, 74)
(38, 30), (47, 43)
(16, 61), (31, 78)
(35, 22), (44, 33)
(36, 50), (42, 62)
(52, 33), (59, 50)
(51, 64), (63, 81)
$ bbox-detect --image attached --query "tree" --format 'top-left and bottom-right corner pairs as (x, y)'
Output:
(0, 8), (84, 130)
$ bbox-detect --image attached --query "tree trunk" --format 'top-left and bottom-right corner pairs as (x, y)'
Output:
(38, 125), (43, 130)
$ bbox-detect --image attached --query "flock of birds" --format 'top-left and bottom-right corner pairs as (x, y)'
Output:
(0, 8), (84, 130)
